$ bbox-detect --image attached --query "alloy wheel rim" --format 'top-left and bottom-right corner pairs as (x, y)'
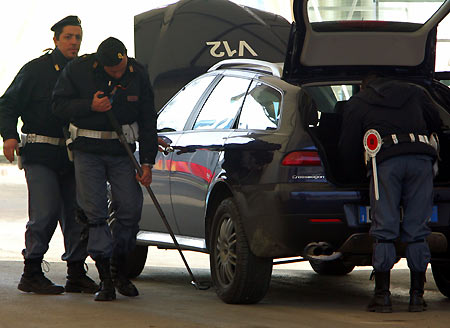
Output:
(215, 215), (237, 287)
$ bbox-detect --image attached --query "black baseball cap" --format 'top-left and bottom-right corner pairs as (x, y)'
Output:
(50, 15), (81, 31)
(96, 37), (127, 67)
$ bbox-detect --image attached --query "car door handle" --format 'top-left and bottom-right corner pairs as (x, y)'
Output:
(158, 143), (174, 156)
(163, 146), (174, 156)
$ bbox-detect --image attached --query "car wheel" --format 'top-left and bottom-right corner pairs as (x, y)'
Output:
(123, 245), (148, 279)
(107, 193), (148, 279)
(309, 258), (355, 275)
(431, 261), (450, 298)
(209, 198), (273, 304)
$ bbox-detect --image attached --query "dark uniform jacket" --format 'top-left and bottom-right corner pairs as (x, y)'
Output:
(0, 48), (72, 171)
(338, 78), (442, 184)
(52, 54), (158, 165)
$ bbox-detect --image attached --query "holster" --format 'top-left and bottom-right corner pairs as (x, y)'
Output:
(17, 136), (25, 170)
(62, 127), (73, 162)
(17, 155), (23, 170)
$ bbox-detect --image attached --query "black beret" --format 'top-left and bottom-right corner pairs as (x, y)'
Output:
(96, 37), (127, 67)
(51, 15), (81, 31)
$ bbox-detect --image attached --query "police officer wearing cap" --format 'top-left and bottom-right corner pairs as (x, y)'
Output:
(52, 37), (158, 301)
(0, 16), (98, 294)
(338, 73), (443, 313)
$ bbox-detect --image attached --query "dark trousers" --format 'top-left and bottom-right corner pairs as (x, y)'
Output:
(22, 163), (88, 262)
(370, 155), (432, 272)
(73, 150), (143, 260)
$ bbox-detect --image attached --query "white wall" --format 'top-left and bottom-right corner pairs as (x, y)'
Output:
(0, 0), (447, 95)
(0, 0), (294, 94)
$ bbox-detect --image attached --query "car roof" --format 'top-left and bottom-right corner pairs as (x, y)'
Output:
(208, 59), (284, 78)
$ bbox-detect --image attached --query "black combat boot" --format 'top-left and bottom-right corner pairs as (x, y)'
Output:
(18, 258), (65, 294)
(367, 271), (392, 313)
(409, 271), (427, 312)
(65, 261), (100, 294)
(111, 254), (139, 297)
(94, 258), (116, 301)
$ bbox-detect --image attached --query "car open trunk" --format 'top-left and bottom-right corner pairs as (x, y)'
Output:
(299, 79), (450, 187)
(282, 0), (450, 187)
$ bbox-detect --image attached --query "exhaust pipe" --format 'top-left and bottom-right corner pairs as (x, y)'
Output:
(303, 242), (342, 261)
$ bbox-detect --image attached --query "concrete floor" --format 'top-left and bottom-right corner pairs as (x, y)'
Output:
(1, 163), (450, 328)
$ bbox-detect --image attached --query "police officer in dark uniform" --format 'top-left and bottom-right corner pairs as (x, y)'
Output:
(0, 16), (98, 294)
(52, 37), (158, 301)
(338, 74), (442, 313)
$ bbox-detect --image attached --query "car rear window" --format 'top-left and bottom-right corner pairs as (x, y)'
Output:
(307, 0), (446, 24)
(437, 15), (450, 72)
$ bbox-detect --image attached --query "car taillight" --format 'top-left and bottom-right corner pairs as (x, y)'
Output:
(281, 151), (321, 166)
(309, 219), (342, 223)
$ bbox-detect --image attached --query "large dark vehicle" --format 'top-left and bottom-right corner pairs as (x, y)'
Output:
(134, 0), (291, 111)
(124, 0), (450, 304)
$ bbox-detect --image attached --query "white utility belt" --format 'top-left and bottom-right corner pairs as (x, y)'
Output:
(68, 122), (139, 144)
(381, 133), (432, 146)
(18, 133), (66, 170)
(364, 130), (439, 201)
(20, 133), (65, 146)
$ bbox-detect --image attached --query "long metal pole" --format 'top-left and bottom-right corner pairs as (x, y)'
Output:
(105, 110), (208, 290)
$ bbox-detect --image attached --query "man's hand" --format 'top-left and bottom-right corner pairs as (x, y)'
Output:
(157, 137), (169, 152)
(91, 91), (112, 112)
(3, 139), (19, 163)
(158, 137), (175, 155)
(136, 165), (152, 187)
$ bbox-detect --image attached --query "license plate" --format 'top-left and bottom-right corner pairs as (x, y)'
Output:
(359, 206), (371, 223)
(358, 205), (438, 224)
(430, 206), (438, 223)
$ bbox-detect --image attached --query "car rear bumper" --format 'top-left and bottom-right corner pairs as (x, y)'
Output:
(338, 232), (448, 255)
(236, 183), (450, 259)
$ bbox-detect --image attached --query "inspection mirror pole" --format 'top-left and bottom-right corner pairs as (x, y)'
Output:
(105, 110), (209, 290)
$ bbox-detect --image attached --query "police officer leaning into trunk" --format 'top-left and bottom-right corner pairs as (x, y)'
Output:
(0, 16), (98, 294)
(338, 73), (443, 312)
(52, 37), (158, 301)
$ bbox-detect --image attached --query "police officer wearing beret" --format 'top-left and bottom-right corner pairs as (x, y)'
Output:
(338, 73), (443, 312)
(52, 37), (158, 301)
(0, 16), (98, 294)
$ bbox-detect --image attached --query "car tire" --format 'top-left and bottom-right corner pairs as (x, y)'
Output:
(107, 194), (148, 279)
(123, 245), (148, 279)
(431, 261), (450, 298)
(210, 198), (273, 304)
(309, 258), (355, 275)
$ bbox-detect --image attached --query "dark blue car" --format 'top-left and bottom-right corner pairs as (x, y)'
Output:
(124, 0), (450, 304)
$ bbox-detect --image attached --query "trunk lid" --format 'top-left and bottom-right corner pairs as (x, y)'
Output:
(284, 0), (450, 82)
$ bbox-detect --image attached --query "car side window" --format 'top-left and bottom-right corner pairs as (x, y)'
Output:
(237, 81), (282, 130)
(193, 76), (251, 130)
(157, 75), (215, 132)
